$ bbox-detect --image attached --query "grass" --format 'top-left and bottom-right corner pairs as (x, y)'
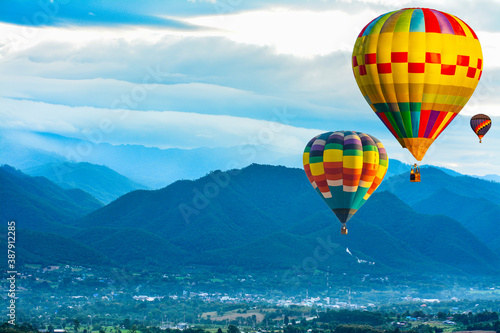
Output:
(210, 278), (224, 283)
(201, 309), (265, 323)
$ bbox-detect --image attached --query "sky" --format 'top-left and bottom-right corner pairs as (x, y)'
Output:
(1, 0), (499, 176)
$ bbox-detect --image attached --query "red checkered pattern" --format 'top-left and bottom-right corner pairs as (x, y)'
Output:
(352, 51), (482, 79)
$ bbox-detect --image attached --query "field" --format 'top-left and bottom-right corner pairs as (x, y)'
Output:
(201, 310), (266, 323)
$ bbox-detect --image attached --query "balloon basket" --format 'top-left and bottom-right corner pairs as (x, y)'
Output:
(341, 225), (348, 235)
(410, 164), (421, 182)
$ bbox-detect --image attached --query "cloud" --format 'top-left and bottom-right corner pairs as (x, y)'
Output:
(0, 0), (202, 29)
(0, 97), (323, 151)
(1, 0), (499, 178)
(0, 31), (371, 129)
(182, 8), (379, 57)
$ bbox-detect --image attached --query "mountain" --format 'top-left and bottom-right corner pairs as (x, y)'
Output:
(76, 164), (500, 275)
(355, 191), (498, 274)
(4, 161), (499, 276)
(0, 165), (103, 234)
(380, 167), (500, 255)
(413, 189), (500, 254)
(24, 162), (148, 204)
(73, 227), (187, 268)
(0, 131), (65, 170)
(77, 167), (304, 253)
(0, 130), (300, 188)
(385, 159), (463, 179)
(477, 174), (500, 183)
(379, 167), (500, 205)
(0, 229), (110, 268)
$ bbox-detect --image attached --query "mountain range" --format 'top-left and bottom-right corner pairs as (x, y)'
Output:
(2, 162), (499, 278)
(0, 165), (102, 235)
(0, 130), (300, 188)
(24, 162), (148, 204)
(378, 166), (500, 254)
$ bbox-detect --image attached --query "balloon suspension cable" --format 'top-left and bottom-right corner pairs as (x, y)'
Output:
(341, 224), (348, 235)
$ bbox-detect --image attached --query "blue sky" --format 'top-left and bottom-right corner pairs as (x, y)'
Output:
(1, 0), (499, 176)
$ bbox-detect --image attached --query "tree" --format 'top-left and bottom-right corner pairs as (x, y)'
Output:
(217, 328), (223, 333)
(122, 319), (131, 330)
(436, 312), (447, 320)
(73, 319), (80, 333)
(48, 325), (55, 333)
(227, 324), (240, 333)
(284, 315), (289, 325)
(411, 311), (425, 318)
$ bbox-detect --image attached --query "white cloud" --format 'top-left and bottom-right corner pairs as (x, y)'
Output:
(0, 97), (322, 152)
(1, 1), (499, 177)
(182, 8), (379, 57)
(477, 31), (500, 69)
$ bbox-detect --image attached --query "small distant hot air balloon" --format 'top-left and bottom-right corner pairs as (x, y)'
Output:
(303, 131), (388, 234)
(352, 8), (483, 163)
(470, 114), (491, 143)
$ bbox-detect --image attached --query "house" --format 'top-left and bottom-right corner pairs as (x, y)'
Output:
(176, 323), (189, 330)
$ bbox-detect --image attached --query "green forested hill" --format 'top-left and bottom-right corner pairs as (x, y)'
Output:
(0, 165), (102, 234)
(75, 164), (500, 275)
(2, 162), (499, 275)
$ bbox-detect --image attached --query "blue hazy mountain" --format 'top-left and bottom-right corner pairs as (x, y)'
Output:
(25, 162), (148, 204)
(0, 131), (66, 170)
(0, 130), (300, 189)
(477, 174), (500, 183)
(0, 165), (102, 234)
(2, 130), (497, 190)
(379, 167), (500, 255)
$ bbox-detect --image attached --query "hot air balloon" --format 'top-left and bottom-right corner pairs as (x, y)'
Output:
(303, 131), (388, 234)
(352, 8), (483, 163)
(470, 114), (491, 143)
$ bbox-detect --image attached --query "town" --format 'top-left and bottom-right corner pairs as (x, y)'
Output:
(3, 264), (500, 333)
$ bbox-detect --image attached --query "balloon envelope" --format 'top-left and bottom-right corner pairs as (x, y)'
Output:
(352, 8), (483, 161)
(303, 131), (388, 231)
(470, 114), (491, 143)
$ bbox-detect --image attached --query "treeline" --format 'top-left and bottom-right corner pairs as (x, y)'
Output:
(0, 323), (38, 333)
(284, 324), (384, 333)
(453, 310), (499, 325)
(284, 323), (443, 333)
(461, 321), (500, 333)
(452, 311), (500, 333)
(318, 310), (388, 326)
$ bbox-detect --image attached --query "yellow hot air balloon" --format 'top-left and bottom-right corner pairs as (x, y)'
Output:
(352, 8), (483, 161)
